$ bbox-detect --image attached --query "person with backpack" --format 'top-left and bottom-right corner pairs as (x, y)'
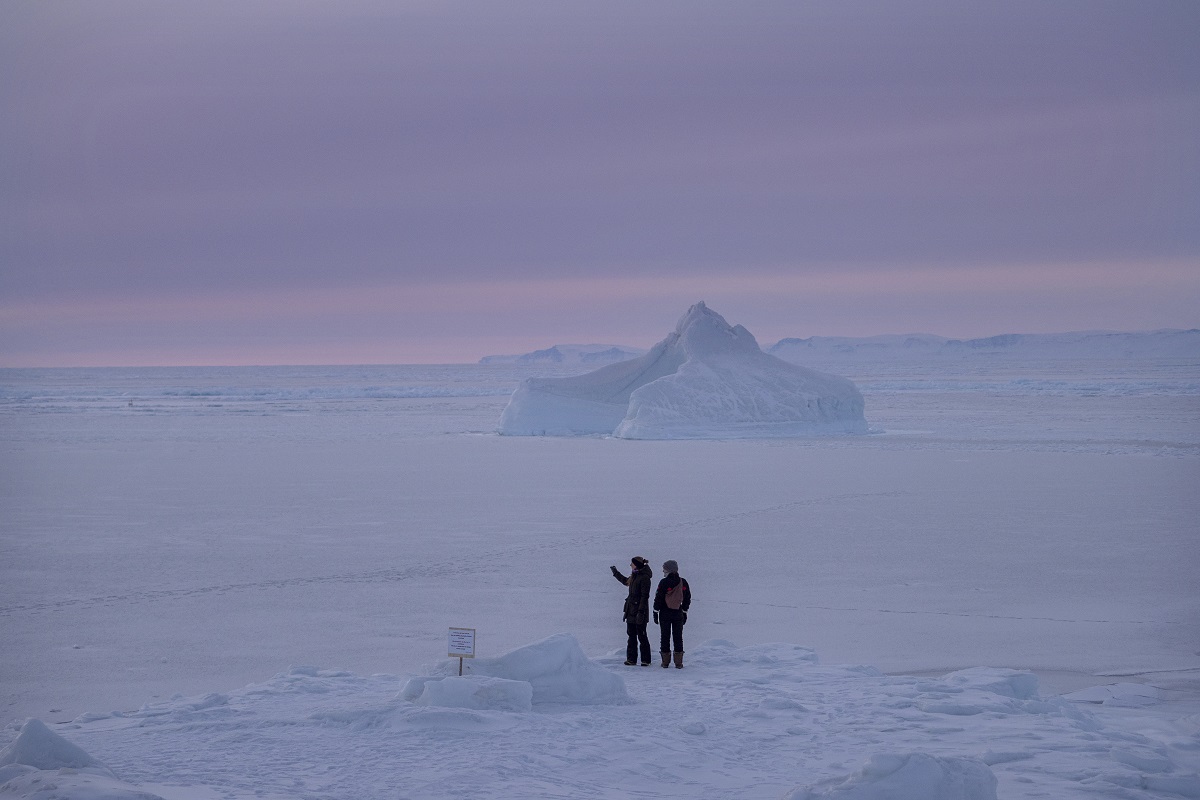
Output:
(610, 556), (653, 666)
(653, 559), (691, 669)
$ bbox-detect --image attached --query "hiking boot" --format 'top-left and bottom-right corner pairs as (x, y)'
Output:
(673, 652), (684, 669)
(661, 651), (671, 668)
(640, 661), (651, 666)
(623, 660), (636, 666)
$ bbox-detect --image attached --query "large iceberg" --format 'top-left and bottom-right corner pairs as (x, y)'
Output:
(498, 302), (868, 439)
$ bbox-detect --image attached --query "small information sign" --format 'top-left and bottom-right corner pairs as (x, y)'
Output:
(448, 627), (476, 659)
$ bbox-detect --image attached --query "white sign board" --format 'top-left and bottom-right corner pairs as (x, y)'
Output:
(448, 627), (476, 659)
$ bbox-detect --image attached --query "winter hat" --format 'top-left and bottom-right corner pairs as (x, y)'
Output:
(662, 560), (679, 574)
(631, 556), (647, 569)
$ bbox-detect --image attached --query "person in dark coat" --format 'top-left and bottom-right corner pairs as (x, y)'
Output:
(610, 556), (653, 666)
(653, 559), (691, 668)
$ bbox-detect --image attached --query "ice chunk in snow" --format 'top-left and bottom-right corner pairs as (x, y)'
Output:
(427, 633), (628, 705)
(783, 752), (998, 800)
(0, 719), (166, 799)
(941, 667), (1040, 699)
(498, 302), (867, 438)
(0, 718), (107, 773)
(1064, 682), (1163, 707)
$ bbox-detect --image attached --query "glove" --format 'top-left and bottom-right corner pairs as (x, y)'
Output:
(682, 611), (687, 625)
(610, 565), (620, 577)
(653, 612), (659, 624)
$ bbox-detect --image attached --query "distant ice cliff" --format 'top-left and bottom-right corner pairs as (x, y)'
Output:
(767, 329), (1200, 364)
(479, 344), (646, 366)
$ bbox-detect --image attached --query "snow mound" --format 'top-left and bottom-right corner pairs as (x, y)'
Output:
(0, 718), (107, 773)
(0, 719), (165, 799)
(784, 752), (998, 800)
(408, 633), (628, 705)
(409, 675), (534, 712)
(498, 302), (867, 439)
(0, 768), (167, 800)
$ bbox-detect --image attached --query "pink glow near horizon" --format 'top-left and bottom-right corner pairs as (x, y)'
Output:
(3, 259), (1196, 367)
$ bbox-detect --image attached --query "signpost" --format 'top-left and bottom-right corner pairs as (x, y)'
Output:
(448, 627), (476, 676)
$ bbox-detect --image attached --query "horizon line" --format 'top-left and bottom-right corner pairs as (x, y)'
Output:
(3, 326), (1195, 371)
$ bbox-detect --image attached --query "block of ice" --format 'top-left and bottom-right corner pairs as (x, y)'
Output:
(436, 633), (629, 705)
(0, 718), (107, 773)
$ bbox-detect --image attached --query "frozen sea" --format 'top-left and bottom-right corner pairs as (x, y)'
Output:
(1, 356), (1198, 798)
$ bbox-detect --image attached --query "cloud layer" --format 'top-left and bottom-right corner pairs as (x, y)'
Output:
(3, 1), (1198, 364)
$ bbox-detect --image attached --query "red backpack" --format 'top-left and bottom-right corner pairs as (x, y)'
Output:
(665, 580), (685, 610)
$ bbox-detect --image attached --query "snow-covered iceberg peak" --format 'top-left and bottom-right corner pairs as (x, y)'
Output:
(498, 302), (868, 439)
(671, 300), (763, 358)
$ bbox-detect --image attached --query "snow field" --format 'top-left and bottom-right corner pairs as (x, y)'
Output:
(6, 636), (1199, 799)
(2, 359), (1198, 798)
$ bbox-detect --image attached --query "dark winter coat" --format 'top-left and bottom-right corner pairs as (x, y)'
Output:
(653, 573), (691, 621)
(613, 565), (653, 625)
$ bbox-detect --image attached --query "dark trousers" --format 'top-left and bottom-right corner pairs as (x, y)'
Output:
(659, 616), (684, 653)
(626, 622), (651, 663)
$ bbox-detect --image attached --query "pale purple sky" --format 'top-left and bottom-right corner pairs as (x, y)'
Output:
(3, 1), (1198, 366)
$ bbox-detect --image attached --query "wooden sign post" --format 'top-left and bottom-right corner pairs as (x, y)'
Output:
(448, 627), (476, 676)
